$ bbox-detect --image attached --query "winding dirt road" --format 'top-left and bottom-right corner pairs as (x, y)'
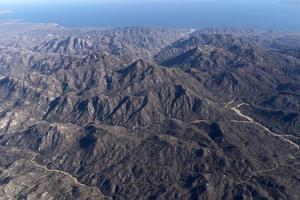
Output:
(227, 101), (299, 150)
(29, 154), (107, 199)
(226, 100), (299, 188)
(1, 146), (110, 200)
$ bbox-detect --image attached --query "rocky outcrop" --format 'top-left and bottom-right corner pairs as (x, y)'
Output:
(0, 23), (299, 199)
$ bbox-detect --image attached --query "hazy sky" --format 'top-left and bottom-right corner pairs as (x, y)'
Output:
(0, 0), (300, 30)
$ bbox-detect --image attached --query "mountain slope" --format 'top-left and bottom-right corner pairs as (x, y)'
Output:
(0, 23), (299, 199)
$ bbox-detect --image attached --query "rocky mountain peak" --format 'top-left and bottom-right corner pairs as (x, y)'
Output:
(0, 24), (299, 200)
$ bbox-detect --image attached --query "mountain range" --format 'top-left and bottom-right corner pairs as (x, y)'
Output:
(0, 22), (299, 200)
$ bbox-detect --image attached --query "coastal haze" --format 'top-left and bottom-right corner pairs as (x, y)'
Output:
(0, 0), (300, 200)
(1, 0), (300, 30)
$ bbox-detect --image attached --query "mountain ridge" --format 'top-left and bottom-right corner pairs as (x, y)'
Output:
(0, 23), (299, 199)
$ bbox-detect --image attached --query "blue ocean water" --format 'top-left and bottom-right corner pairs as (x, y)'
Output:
(0, 0), (300, 31)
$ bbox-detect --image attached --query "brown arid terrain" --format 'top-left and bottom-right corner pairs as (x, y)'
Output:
(0, 22), (299, 200)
